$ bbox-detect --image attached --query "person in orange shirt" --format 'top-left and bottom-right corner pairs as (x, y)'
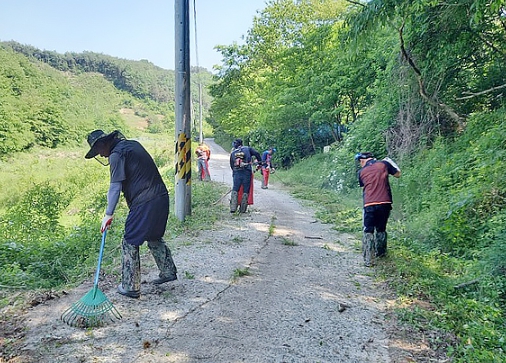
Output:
(355, 152), (401, 267)
(195, 142), (211, 181)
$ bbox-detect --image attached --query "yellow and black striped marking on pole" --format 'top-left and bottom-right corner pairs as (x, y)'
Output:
(176, 132), (192, 184)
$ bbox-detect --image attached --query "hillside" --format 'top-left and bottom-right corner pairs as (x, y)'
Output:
(0, 41), (213, 156)
(1, 0), (506, 361)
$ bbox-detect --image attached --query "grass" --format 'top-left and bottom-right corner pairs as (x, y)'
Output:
(183, 271), (195, 279)
(232, 267), (251, 281)
(2, 126), (505, 361)
(274, 149), (506, 362)
(281, 237), (297, 246)
(0, 132), (229, 306)
(268, 216), (276, 236)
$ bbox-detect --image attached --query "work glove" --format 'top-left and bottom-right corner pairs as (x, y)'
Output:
(383, 157), (400, 172)
(101, 214), (113, 233)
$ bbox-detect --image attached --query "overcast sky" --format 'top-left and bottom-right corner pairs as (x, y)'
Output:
(0, 0), (268, 71)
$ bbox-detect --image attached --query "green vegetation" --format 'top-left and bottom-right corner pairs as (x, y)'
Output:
(0, 42), (213, 156)
(207, 1), (506, 360)
(268, 216), (276, 236)
(0, 135), (228, 295)
(232, 267), (251, 281)
(281, 237), (297, 246)
(275, 110), (506, 362)
(0, 42), (215, 300)
(1, 0), (506, 360)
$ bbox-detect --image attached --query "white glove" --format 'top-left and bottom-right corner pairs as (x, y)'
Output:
(383, 157), (400, 172)
(101, 214), (113, 233)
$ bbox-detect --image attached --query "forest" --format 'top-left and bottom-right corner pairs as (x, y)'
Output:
(210, 0), (506, 362)
(207, 0), (506, 361)
(1, 0), (506, 361)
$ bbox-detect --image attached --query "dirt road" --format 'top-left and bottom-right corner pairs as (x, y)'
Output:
(11, 139), (418, 363)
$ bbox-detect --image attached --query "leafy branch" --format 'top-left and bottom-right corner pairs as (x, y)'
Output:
(398, 21), (466, 131)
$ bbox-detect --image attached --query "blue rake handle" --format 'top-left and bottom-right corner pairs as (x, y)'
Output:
(93, 229), (107, 291)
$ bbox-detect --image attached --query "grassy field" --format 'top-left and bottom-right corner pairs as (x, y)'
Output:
(0, 130), (228, 303)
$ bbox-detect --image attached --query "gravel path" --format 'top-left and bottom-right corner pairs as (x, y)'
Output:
(13, 139), (407, 363)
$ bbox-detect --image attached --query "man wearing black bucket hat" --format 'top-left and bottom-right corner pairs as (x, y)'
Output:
(85, 130), (177, 298)
(355, 152), (401, 267)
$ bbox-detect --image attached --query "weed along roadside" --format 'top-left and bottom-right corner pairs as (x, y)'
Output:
(1, 138), (442, 363)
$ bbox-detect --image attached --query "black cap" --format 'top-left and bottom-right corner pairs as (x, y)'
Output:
(233, 138), (243, 148)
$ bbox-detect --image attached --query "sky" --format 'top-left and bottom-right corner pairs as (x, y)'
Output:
(0, 0), (268, 71)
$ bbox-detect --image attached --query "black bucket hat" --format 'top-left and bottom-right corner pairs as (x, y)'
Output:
(85, 130), (126, 159)
(85, 130), (108, 159)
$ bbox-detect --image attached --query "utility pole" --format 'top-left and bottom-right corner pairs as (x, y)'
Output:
(174, 0), (191, 221)
(199, 83), (203, 143)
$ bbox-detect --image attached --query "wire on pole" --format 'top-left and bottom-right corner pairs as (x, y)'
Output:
(192, 0), (204, 143)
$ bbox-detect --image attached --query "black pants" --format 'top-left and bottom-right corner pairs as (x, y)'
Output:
(232, 169), (252, 192)
(363, 204), (392, 233)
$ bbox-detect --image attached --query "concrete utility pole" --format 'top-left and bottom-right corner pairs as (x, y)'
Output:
(174, 0), (191, 221)
(199, 83), (203, 143)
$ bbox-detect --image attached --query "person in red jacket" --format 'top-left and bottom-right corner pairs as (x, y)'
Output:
(355, 152), (401, 267)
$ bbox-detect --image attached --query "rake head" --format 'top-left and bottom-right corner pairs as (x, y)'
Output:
(61, 286), (122, 328)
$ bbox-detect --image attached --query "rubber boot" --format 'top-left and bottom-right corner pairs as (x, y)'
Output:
(239, 193), (249, 213)
(375, 231), (387, 258)
(362, 232), (375, 267)
(262, 169), (269, 189)
(119, 239), (141, 298)
(230, 191), (239, 213)
(147, 239), (178, 284)
(204, 161), (211, 181)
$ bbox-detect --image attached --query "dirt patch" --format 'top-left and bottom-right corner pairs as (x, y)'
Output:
(1, 139), (445, 363)
(119, 108), (148, 130)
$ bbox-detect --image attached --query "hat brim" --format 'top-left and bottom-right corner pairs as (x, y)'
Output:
(84, 133), (110, 159)
(84, 131), (124, 159)
(85, 147), (99, 159)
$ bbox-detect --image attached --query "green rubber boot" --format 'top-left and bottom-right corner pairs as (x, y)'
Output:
(362, 232), (375, 267)
(375, 231), (387, 258)
(230, 191), (238, 213)
(239, 193), (249, 213)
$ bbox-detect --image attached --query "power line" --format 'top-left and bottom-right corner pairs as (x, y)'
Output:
(192, 0), (200, 70)
(192, 0), (204, 143)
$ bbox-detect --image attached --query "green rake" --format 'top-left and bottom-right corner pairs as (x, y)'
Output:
(61, 229), (122, 328)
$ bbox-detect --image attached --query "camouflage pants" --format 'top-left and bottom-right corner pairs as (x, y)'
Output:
(362, 231), (388, 267)
(121, 238), (177, 292)
(147, 239), (178, 280)
(230, 191), (238, 213)
(362, 232), (375, 267)
(121, 239), (141, 292)
(239, 193), (249, 213)
(375, 231), (387, 258)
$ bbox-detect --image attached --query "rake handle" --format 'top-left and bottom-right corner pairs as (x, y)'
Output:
(93, 229), (107, 287)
